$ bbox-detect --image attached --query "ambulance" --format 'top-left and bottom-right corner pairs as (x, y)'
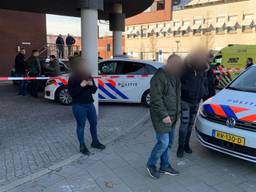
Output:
(212, 45), (256, 88)
(196, 65), (256, 162)
(44, 57), (163, 106)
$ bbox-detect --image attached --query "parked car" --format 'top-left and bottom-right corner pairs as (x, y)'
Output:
(196, 65), (256, 163)
(44, 57), (163, 106)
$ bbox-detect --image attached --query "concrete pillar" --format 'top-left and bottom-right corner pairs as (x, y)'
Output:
(112, 4), (122, 56)
(113, 31), (122, 56)
(109, 3), (125, 56)
(79, 0), (103, 112)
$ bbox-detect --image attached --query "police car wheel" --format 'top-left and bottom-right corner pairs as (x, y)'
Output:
(56, 87), (72, 105)
(142, 90), (150, 107)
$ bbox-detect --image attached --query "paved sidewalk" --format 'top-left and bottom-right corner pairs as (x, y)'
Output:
(0, 83), (149, 188)
(5, 118), (256, 192)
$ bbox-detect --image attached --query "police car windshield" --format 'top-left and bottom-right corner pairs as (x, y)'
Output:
(228, 66), (256, 93)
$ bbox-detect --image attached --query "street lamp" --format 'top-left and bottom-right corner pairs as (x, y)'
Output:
(175, 40), (180, 53)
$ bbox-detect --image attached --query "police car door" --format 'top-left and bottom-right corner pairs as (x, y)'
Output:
(116, 61), (150, 102)
(98, 60), (119, 102)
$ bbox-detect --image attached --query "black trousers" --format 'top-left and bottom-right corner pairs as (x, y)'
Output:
(30, 80), (39, 97)
(178, 101), (199, 148)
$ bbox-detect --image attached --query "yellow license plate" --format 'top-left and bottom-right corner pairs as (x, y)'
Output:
(213, 130), (245, 146)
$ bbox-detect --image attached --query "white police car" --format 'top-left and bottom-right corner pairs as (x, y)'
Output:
(196, 65), (256, 163)
(44, 58), (163, 106)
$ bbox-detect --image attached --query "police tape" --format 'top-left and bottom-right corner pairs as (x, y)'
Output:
(0, 68), (243, 81)
(213, 68), (242, 73)
(0, 75), (150, 81)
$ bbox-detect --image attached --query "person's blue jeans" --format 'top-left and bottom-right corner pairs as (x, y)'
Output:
(147, 128), (175, 169)
(72, 103), (99, 145)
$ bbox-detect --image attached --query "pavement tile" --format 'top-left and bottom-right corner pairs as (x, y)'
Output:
(87, 161), (114, 179)
(160, 182), (190, 192)
(42, 180), (73, 192)
(0, 83), (148, 186)
(186, 182), (215, 192)
(213, 182), (244, 192)
(238, 181), (256, 192)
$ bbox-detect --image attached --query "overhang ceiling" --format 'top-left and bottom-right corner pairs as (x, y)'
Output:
(0, 0), (154, 20)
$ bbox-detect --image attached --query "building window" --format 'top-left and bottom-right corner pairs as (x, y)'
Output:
(173, 21), (181, 36)
(135, 28), (141, 38)
(227, 16), (238, 33)
(106, 44), (111, 52)
(127, 27), (135, 39)
(144, 0), (165, 12)
(192, 19), (202, 35)
(157, 0), (165, 10)
(141, 27), (148, 38)
(216, 16), (226, 34)
(202, 18), (214, 34)
(242, 14), (254, 32)
(147, 26), (155, 37)
(181, 21), (190, 36)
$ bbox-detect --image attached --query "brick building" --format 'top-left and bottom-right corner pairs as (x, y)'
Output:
(125, 0), (256, 60)
(0, 9), (46, 76)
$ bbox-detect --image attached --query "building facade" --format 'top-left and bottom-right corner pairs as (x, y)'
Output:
(0, 9), (46, 76)
(125, 0), (256, 60)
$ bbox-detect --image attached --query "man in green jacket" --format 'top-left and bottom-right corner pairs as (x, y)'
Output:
(147, 54), (183, 179)
(45, 55), (61, 77)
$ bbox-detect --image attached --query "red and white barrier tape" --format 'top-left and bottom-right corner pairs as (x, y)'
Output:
(0, 74), (151, 81)
(0, 68), (243, 81)
(213, 68), (243, 73)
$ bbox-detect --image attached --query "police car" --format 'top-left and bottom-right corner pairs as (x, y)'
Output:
(196, 65), (256, 163)
(44, 58), (163, 106)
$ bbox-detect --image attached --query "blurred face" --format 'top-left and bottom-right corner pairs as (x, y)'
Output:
(72, 59), (91, 77)
(20, 49), (26, 55)
(189, 52), (208, 71)
(247, 59), (253, 65)
(33, 51), (39, 57)
(166, 55), (184, 76)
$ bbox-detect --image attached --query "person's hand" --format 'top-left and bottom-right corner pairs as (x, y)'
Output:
(87, 80), (93, 86)
(80, 80), (88, 87)
(162, 116), (172, 124)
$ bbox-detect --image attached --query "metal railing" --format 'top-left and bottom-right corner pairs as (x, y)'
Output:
(39, 43), (81, 59)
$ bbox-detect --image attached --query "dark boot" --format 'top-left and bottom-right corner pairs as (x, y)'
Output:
(177, 146), (184, 158)
(184, 144), (192, 154)
(80, 144), (90, 155)
(91, 141), (106, 150)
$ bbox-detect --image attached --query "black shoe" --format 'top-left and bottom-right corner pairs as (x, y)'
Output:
(184, 145), (192, 154)
(177, 147), (184, 158)
(160, 166), (179, 176)
(80, 144), (90, 155)
(146, 165), (160, 179)
(91, 142), (106, 150)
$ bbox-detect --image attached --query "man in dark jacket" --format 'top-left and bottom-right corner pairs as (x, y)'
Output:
(14, 48), (27, 95)
(45, 55), (61, 77)
(147, 54), (183, 179)
(177, 52), (208, 158)
(66, 34), (76, 57)
(56, 34), (65, 58)
(26, 50), (41, 97)
(246, 58), (254, 69)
